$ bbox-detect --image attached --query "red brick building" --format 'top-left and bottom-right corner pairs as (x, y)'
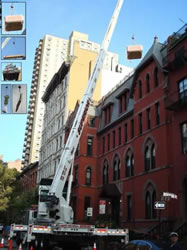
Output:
(66, 25), (187, 233)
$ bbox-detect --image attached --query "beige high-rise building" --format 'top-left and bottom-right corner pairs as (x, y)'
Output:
(22, 31), (132, 176)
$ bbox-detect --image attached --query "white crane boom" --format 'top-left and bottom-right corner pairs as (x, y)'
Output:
(50, 0), (124, 197)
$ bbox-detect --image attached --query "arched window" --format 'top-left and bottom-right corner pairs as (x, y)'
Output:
(154, 67), (159, 87)
(113, 155), (120, 181)
(144, 139), (156, 171)
(85, 167), (92, 186)
(125, 150), (134, 177)
(126, 156), (131, 177)
(151, 144), (156, 169)
(146, 74), (150, 93)
(152, 190), (157, 219)
(145, 146), (151, 171)
(145, 183), (157, 219)
(145, 191), (151, 219)
(138, 80), (142, 98)
(103, 160), (109, 185)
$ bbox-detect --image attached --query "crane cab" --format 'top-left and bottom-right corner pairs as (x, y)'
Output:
(126, 44), (143, 59)
(4, 15), (24, 31)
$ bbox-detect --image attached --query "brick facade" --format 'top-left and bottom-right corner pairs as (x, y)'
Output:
(67, 26), (187, 232)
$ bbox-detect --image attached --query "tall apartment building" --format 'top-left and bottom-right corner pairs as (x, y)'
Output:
(23, 31), (132, 178)
(22, 35), (69, 169)
(37, 31), (132, 182)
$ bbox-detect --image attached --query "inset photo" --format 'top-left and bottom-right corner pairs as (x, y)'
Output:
(1, 36), (26, 60)
(2, 2), (26, 35)
(1, 84), (12, 114)
(2, 62), (22, 81)
(12, 84), (27, 114)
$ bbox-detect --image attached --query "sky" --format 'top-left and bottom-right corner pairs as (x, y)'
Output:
(0, 0), (186, 162)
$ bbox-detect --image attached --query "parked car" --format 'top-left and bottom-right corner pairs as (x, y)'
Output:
(123, 240), (162, 250)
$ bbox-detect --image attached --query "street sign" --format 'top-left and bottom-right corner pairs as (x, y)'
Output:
(99, 200), (106, 214)
(162, 192), (177, 199)
(87, 207), (93, 217)
(154, 201), (166, 209)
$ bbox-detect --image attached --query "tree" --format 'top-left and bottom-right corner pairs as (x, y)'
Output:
(0, 160), (18, 213)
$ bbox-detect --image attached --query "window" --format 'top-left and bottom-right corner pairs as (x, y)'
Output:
(103, 137), (105, 154)
(74, 166), (78, 185)
(139, 113), (143, 134)
(124, 123), (128, 143)
(107, 134), (110, 151)
(127, 195), (132, 221)
(75, 143), (80, 157)
(85, 167), (92, 186)
(118, 127), (121, 145)
(145, 139), (156, 171)
(138, 80), (142, 98)
(84, 196), (91, 221)
(113, 155), (120, 181)
(104, 105), (113, 125)
(154, 67), (159, 87)
(125, 151), (134, 177)
(155, 102), (160, 125)
(88, 117), (95, 127)
(151, 144), (156, 169)
(178, 78), (187, 101)
(60, 136), (62, 148)
(145, 146), (151, 171)
(113, 131), (116, 148)
(145, 184), (157, 219)
(145, 191), (151, 219)
(124, 92), (128, 111)
(87, 137), (93, 156)
(181, 122), (187, 154)
(146, 108), (151, 130)
(131, 119), (134, 139)
(146, 74), (150, 93)
(103, 160), (109, 185)
(119, 96), (123, 114)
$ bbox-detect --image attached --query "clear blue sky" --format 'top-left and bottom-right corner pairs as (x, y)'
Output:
(0, 0), (186, 162)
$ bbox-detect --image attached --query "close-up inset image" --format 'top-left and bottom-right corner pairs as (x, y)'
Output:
(2, 2), (26, 35)
(1, 36), (26, 60)
(12, 84), (27, 114)
(2, 62), (22, 81)
(1, 84), (12, 114)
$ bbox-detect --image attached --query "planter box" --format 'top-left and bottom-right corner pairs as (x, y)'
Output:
(5, 15), (24, 31)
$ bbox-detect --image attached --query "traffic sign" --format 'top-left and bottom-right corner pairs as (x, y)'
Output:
(154, 201), (166, 209)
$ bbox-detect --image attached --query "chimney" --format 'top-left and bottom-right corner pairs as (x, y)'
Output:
(154, 36), (158, 43)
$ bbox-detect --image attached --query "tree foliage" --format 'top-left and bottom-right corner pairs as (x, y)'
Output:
(0, 160), (18, 212)
(0, 160), (38, 224)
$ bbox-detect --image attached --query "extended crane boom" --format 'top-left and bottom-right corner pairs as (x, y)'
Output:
(38, 0), (124, 224)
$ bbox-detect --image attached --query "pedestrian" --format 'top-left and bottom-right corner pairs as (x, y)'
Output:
(168, 232), (184, 250)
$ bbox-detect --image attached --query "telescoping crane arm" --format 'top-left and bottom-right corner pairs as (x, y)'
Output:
(48, 0), (124, 221)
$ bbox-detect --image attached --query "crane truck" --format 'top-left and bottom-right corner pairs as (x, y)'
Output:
(10, 0), (129, 249)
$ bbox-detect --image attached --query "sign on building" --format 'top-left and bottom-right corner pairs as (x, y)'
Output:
(87, 207), (93, 217)
(99, 200), (106, 214)
(154, 201), (166, 210)
(162, 192), (178, 199)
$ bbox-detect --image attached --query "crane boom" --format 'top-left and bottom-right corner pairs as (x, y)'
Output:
(50, 0), (124, 197)
(38, 0), (124, 224)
